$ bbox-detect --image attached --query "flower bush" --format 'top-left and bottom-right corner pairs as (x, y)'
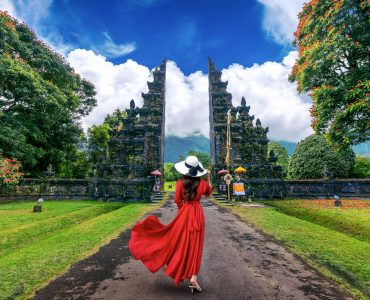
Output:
(0, 156), (24, 188)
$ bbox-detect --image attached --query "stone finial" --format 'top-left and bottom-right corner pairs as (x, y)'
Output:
(208, 56), (216, 71)
(130, 99), (135, 110)
(241, 96), (246, 107)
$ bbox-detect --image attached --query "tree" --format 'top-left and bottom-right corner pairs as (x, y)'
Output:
(104, 108), (127, 130)
(288, 134), (355, 179)
(268, 142), (289, 172)
(58, 149), (90, 179)
(87, 124), (111, 166)
(289, 0), (370, 148)
(352, 155), (370, 178)
(164, 163), (181, 182)
(0, 11), (97, 175)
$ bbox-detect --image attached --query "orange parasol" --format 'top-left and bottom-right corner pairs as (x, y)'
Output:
(234, 166), (247, 173)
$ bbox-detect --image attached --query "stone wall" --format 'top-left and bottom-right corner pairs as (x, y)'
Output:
(224, 178), (370, 199)
(2, 178), (368, 202)
(0, 177), (155, 202)
(285, 179), (370, 199)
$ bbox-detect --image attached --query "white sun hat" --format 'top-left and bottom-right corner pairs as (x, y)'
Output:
(175, 156), (208, 177)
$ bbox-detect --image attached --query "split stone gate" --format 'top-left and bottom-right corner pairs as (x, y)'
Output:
(2, 60), (369, 201)
(98, 59), (282, 182)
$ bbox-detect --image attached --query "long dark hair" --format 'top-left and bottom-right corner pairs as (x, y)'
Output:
(182, 175), (200, 200)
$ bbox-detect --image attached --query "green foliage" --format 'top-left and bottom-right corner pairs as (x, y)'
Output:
(352, 155), (370, 178)
(164, 163), (181, 182)
(164, 181), (176, 191)
(288, 134), (355, 179)
(87, 124), (111, 165)
(0, 11), (97, 175)
(58, 149), (90, 179)
(268, 142), (289, 172)
(289, 0), (370, 148)
(104, 108), (127, 130)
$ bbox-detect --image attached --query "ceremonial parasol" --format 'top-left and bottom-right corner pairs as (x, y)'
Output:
(151, 169), (162, 176)
(217, 169), (228, 175)
(234, 166), (247, 173)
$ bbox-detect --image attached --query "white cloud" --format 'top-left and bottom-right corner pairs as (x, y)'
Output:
(66, 49), (150, 129)
(0, 0), (73, 55)
(94, 32), (136, 58)
(221, 50), (313, 142)
(11, 0), (52, 25)
(67, 49), (312, 142)
(0, 0), (17, 16)
(257, 0), (307, 45)
(165, 61), (209, 137)
(66, 50), (210, 137)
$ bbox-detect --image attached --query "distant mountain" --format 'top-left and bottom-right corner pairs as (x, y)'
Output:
(272, 140), (297, 156)
(164, 135), (210, 163)
(262, 140), (370, 157)
(164, 135), (369, 162)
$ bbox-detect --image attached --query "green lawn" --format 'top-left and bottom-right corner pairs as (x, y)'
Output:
(0, 198), (167, 299)
(0, 201), (97, 230)
(215, 199), (370, 300)
(265, 200), (370, 243)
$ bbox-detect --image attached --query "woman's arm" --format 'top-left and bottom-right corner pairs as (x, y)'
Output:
(206, 171), (212, 189)
(204, 170), (213, 196)
(174, 180), (184, 209)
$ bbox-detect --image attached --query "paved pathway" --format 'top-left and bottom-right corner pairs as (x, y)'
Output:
(34, 196), (353, 300)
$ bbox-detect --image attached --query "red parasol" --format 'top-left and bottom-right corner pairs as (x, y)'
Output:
(217, 169), (228, 175)
(151, 169), (162, 176)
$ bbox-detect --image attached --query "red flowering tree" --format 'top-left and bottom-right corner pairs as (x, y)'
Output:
(289, 0), (370, 148)
(0, 156), (24, 188)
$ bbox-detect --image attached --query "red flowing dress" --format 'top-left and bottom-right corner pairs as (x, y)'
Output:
(128, 178), (212, 286)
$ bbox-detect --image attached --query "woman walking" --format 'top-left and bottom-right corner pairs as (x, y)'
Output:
(128, 155), (212, 293)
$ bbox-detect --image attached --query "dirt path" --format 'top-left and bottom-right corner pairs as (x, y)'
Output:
(34, 197), (353, 300)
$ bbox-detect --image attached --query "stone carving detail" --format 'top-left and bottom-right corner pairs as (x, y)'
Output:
(208, 58), (282, 178)
(97, 60), (166, 180)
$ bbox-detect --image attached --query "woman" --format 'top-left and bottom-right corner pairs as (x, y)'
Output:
(128, 155), (212, 293)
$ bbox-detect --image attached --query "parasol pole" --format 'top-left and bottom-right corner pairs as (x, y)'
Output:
(225, 109), (232, 203)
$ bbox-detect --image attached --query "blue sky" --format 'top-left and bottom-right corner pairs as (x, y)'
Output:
(1, 0), (315, 142)
(45, 0), (286, 73)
